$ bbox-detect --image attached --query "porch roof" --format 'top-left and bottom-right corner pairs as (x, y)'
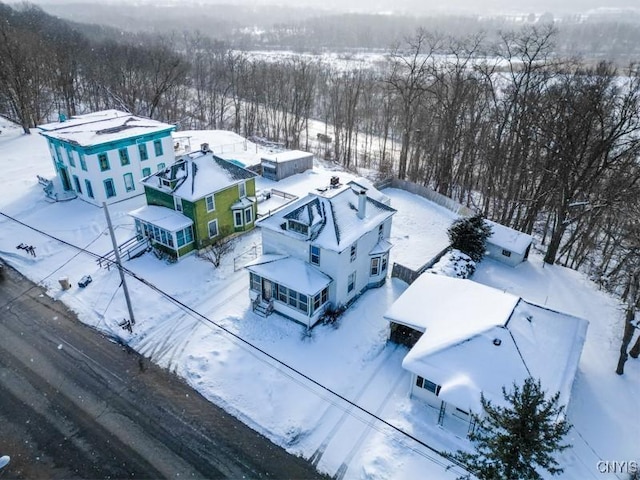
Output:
(129, 205), (193, 232)
(246, 255), (332, 295)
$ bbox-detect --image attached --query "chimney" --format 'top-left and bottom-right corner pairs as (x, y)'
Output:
(201, 142), (210, 153)
(357, 189), (367, 219)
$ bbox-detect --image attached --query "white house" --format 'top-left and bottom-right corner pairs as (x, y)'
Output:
(38, 110), (176, 206)
(260, 150), (313, 181)
(485, 220), (533, 266)
(385, 273), (588, 426)
(246, 177), (396, 328)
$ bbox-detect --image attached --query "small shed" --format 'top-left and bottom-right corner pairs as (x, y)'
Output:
(485, 220), (533, 267)
(261, 150), (313, 181)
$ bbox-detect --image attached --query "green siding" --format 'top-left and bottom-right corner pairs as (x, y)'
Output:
(178, 243), (195, 257)
(143, 177), (257, 253)
(145, 186), (174, 209)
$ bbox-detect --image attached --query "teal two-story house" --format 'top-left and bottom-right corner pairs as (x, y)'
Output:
(129, 147), (258, 259)
(38, 110), (176, 205)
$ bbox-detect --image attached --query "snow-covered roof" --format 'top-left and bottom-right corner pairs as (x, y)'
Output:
(256, 183), (396, 252)
(261, 150), (313, 163)
(129, 205), (193, 232)
(38, 110), (175, 147)
(486, 220), (533, 255)
(142, 151), (256, 202)
(369, 239), (393, 255)
(384, 273), (519, 334)
(390, 274), (588, 413)
(347, 178), (391, 205)
(246, 255), (332, 295)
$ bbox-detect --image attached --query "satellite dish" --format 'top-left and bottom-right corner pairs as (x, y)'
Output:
(0, 455), (10, 469)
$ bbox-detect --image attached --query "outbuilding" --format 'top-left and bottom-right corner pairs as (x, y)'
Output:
(485, 220), (533, 266)
(261, 150), (313, 181)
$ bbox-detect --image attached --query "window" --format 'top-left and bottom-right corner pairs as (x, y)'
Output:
(310, 245), (320, 266)
(176, 226), (194, 247)
(238, 181), (246, 198)
(208, 219), (219, 238)
(350, 244), (357, 262)
(154, 139), (163, 156)
(72, 175), (82, 194)
(278, 285), (288, 303)
(416, 376), (441, 396)
(142, 167), (151, 177)
(79, 153), (87, 171)
(502, 249), (512, 257)
(244, 207), (253, 224)
(348, 271), (356, 293)
(288, 220), (308, 235)
(104, 178), (116, 198)
(119, 148), (130, 166)
(250, 273), (261, 292)
(85, 180), (94, 198)
(288, 288), (297, 307)
(138, 143), (148, 161)
(206, 195), (215, 212)
(234, 210), (243, 227)
(174, 197), (183, 212)
(381, 255), (388, 272)
(157, 163), (165, 171)
(378, 223), (384, 240)
(55, 145), (64, 163)
(98, 153), (110, 171)
(370, 257), (380, 276)
(123, 173), (135, 192)
(67, 149), (75, 167)
(311, 287), (329, 314)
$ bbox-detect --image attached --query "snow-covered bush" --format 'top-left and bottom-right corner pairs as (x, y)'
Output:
(428, 249), (476, 278)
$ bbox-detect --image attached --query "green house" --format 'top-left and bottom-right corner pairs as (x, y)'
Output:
(129, 150), (257, 259)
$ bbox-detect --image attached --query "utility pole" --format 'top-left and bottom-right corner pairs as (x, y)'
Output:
(103, 202), (136, 328)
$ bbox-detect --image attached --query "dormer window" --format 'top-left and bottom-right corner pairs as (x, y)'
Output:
(288, 220), (308, 236)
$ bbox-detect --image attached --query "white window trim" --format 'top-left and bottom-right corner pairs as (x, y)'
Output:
(174, 196), (183, 212)
(208, 219), (219, 238)
(238, 181), (246, 198)
(244, 206), (253, 224)
(206, 194), (216, 212)
(234, 210), (244, 227)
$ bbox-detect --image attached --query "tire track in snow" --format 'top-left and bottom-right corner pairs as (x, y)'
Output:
(333, 369), (409, 480)
(309, 343), (400, 468)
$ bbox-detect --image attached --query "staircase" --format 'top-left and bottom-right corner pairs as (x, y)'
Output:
(98, 236), (150, 269)
(252, 296), (274, 317)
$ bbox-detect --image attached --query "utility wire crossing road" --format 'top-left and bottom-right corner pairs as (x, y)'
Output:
(0, 262), (326, 479)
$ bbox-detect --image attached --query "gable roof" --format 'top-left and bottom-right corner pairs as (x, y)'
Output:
(256, 183), (396, 252)
(38, 109), (175, 147)
(387, 274), (588, 413)
(142, 151), (256, 202)
(486, 220), (533, 255)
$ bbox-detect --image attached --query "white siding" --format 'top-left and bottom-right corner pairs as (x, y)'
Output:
(485, 242), (525, 267)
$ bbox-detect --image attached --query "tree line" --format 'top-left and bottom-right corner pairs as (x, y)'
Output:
(2, 3), (640, 368)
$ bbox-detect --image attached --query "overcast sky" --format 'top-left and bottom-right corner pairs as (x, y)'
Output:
(13, 0), (640, 15)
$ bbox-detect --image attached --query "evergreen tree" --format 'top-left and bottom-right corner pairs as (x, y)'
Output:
(454, 377), (572, 480)
(447, 214), (492, 262)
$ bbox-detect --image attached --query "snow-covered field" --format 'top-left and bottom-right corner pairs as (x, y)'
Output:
(0, 118), (637, 479)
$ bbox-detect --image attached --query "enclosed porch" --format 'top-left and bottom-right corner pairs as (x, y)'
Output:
(246, 254), (332, 328)
(129, 205), (195, 260)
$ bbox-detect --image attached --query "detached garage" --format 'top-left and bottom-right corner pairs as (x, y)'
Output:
(261, 150), (313, 181)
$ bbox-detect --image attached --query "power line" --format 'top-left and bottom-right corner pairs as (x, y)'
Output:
(0, 210), (469, 475)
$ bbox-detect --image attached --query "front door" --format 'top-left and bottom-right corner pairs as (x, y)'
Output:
(58, 165), (71, 191)
(262, 280), (272, 300)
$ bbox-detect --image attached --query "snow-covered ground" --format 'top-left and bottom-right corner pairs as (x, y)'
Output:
(0, 117), (637, 479)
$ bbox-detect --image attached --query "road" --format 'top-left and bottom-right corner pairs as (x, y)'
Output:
(0, 262), (325, 479)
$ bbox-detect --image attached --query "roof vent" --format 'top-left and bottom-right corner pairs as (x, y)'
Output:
(330, 176), (340, 187)
(201, 142), (210, 152)
(493, 338), (502, 346)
